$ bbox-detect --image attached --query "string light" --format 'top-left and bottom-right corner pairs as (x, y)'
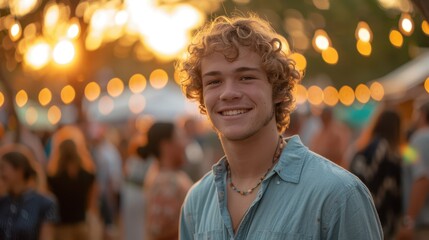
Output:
(399, 13), (414, 36)
(389, 30), (403, 48)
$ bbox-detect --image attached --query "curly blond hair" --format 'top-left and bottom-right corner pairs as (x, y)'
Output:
(176, 14), (301, 132)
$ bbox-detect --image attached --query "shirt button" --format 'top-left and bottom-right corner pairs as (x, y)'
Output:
(276, 180), (281, 184)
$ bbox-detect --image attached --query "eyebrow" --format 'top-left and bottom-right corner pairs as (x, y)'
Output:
(202, 67), (261, 78)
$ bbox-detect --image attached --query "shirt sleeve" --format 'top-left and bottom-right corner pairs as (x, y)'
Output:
(326, 181), (383, 240)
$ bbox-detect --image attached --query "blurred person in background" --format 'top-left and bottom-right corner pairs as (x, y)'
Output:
(0, 144), (58, 240)
(87, 122), (123, 240)
(121, 132), (153, 240)
(398, 100), (429, 240)
(182, 117), (206, 182)
(349, 109), (402, 239)
(143, 122), (193, 240)
(46, 125), (98, 240)
(309, 107), (350, 167)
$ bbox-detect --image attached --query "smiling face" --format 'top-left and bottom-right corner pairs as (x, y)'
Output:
(201, 47), (277, 141)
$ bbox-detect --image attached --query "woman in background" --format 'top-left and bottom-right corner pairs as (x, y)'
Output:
(349, 109), (403, 239)
(47, 125), (98, 240)
(0, 144), (58, 240)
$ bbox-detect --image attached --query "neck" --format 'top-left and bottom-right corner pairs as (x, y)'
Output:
(220, 124), (280, 179)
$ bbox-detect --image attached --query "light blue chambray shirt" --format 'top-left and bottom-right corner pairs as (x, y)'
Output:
(180, 136), (383, 240)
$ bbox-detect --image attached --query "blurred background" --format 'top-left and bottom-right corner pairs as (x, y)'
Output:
(0, 0), (429, 240)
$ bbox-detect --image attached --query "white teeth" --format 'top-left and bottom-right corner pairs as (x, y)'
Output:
(221, 109), (248, 116)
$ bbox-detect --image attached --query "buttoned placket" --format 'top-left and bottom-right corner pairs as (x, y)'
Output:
(214, 161), (280, 240)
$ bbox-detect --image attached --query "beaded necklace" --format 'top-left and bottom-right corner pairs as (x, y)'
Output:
(227, 136), (285, 196)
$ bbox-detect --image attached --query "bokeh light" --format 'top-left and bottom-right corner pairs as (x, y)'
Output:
(295, 84), (308, 105)
(61, 85), (76, 104)
(129, 74), (147, 93)
(38, 88), (52, 106)
(355, 84), (371, 104)
(107, 78), (125, 97)
(370, 81), (385, 101)
(9, 0), (40, 17)
(0, 91), (4, 107)
(67, 21), (81, 39)
(129, 94), (146, 114)
(322, 47), (339, 65)
(389, 30), (403, 48)
(85, 82), (101, 101)
(424, 77), (429, 93)
(313, 30), (330, 51)
(150, 69), (169, 89)
(356, 21), (372, 42)
(339, 86), (355, 106)
(25, 107), (38, 125)
(312, 0), (330, 10)
(48, 105), (61, 125)
(307, 86), (324, 105)
(422, 20), (429, 35)
(323, 86), (339, 106)
(24, 39), (51, 69)
(289, 53), (307, 72)
(16, 90), (28, 107)
(53, 40), (76, 65)
(356, 40), (372, 56)
(98, 96), (114, 115)
(9, 22), (22, 41)
(399, 13), (414, 36)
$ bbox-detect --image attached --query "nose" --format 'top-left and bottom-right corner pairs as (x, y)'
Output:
(219, 80), (242, 101)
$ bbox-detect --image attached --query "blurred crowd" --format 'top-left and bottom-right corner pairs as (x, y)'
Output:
(0, 99), (429, 240)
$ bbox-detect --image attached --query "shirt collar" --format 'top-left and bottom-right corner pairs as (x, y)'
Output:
(273, 135), (307, 184)
(212, 135), (307, 184)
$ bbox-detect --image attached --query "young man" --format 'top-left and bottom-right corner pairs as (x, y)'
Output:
(176, 14), (382, 239)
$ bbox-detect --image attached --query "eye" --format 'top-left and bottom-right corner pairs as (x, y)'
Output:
(205, 79), (221, 86)
(240, 76), (255, 81)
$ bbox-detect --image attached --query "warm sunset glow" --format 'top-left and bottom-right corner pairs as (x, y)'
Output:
(24, 39), (51, 69)
(107, 78), (125, 97)
(61, 85), (76, 104)
(84, 82), (101, 101)
(38, 88), (52, 106)
(149, 69), (169, 89)
(53, 40), (76, 65)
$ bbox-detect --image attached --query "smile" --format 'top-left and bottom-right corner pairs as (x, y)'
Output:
(220, 109), (250, 116)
